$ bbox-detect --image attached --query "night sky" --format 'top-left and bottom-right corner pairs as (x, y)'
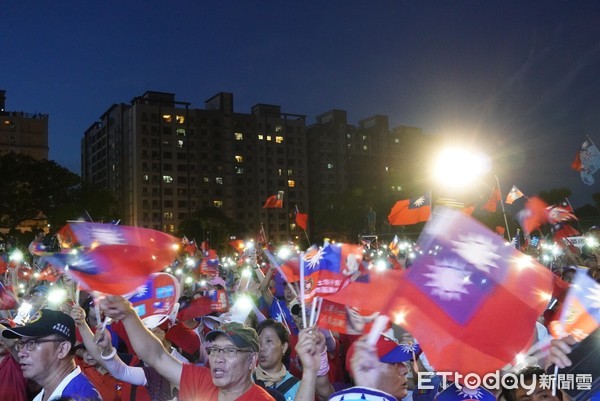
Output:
(3, 1), (600, 207)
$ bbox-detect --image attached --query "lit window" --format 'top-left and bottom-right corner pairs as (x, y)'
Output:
(176, 128), (186, 136)
(216, 177), (223, 184)
(204, 177), (209, 182)
(258, 134), (264, 140)
(346, 133), (351, 139)
(235, 167), (244, 174)
(278, 169), (283, 176)
(362, 135), (367, 140)
(164, 212), (173, 220)
(363, 145), (368, 151)
(235, 132), (244, 140)
(162, 114), (172, 122)
(327, 163), (334, 169)
(214, 200), (223, 208)
(143, 174), (149, 181)
(275, 136), (283, 143)
(288, 180), (295, 188)
(266, 136), (272, 141)
(235, 155), (244, 163)
(163, 175), (173, 183)
(176, 115), (185, 124)
(275, 125), (282, 133)
(385, 166), (389, 172)
(287, 169), (293, 176)
(394, 138), (400, 143)
(177, 140), (184, 148)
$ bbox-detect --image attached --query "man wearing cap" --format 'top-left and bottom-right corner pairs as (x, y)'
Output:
(309, 335), (411, 401)
(101, 295), (275, 401)
(1, 308), (101, 401)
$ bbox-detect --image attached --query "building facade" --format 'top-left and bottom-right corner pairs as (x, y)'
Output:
(82, 91), (308, 243)
(0, 90), (49, 160)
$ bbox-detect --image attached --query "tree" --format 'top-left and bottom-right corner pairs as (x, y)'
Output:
(177, 207), (246, 253)
(0, 153), (117, 231)
(537, 187), (572, 205)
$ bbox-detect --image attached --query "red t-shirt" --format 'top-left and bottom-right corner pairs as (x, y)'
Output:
(0, 354), (28, 401)
(179, 364), (274, 401)
(80, 364), (121, 401)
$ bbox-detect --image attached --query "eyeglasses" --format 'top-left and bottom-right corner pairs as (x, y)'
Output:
(15, 338), (65, 352)
(205, 346), (253, 358)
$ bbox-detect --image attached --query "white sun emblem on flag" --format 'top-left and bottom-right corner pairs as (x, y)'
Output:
(208, 289), (216, 297)
(586, 285), (600, 311)
(413, 196), (426, 207)
(457, 387), (485, 399)
(424, 259), (472, 301)
(399, 341), (418, 353)
(305, 247), (325, 270)
(451, 234), (500, 274)
(136, 285), (149, 297)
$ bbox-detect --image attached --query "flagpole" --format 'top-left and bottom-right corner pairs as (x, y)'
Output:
(495, 175), (512, 240)
(295, 205), (311, 245)
(564, 197), (584, 234)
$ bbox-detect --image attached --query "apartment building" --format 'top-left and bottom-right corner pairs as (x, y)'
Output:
(82, 91), (308, 243)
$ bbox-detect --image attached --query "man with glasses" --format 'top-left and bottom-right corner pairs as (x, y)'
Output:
(1, 308), (101, 401)
(100, 295), (275, 401)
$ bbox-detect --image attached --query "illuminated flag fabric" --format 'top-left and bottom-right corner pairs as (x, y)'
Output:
(571, 138), (600, 185)
(200, 249), (219, 275)
(388, 235), (401, 257)
(388, 193), (431, 226)
(546, 205), (577, 224)
(302, 243), (364, 302)
(549, 271), (600, 341)
(516, 196), (549, 235)
(0, 282), (18, 310)
(181, 236), (198, 256)
(461, 205), (475, 216)
(228, 239), (245, 254)
(317, 299), (379, 335)
(482, 186), (501, 212)
(551, 222), (580, 246)
(382, 208), (554, 376)
(263, 194), (283, 208)
(129, 273), (180, 329)
(46, 222), (179, 295)
(505, 185), (524, 205)
(494, 226), (505, 236)
(295, 211), (308, 231)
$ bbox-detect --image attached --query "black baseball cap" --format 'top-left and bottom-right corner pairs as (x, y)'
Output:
(1, 308), (76, 345)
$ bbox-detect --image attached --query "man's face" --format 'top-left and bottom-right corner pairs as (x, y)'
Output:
(377, 360), (409, 399)
(514, 380), (560, 401)
(0, 338), (8, 356)
(17, 336), (68, 382)
(208, 335), (256, 390)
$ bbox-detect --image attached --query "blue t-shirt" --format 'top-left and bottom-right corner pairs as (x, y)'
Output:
(62, 372), (102, 401)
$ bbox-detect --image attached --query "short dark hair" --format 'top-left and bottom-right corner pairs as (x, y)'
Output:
(500, 366), (563, 401)
(256, 318), (291, 361)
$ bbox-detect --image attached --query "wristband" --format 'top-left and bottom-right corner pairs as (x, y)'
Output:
(317, 349), (329, 377)
(100, 347), (117, 360)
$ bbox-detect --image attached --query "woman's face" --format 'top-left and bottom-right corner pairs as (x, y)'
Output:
(258, 327), (287, 371)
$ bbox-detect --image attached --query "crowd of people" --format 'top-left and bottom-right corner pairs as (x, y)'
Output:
(0, 225), (598, 401)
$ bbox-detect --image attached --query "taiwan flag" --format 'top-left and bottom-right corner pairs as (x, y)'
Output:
(549, 271), (600, 342)
(302, 243), (364, 302)
(317, 299), (380, 335)
(270, 298), (299, 334)
(384, 208), (554, 376)
(388, 193), (431, 226)
(44, 222), (180, 295)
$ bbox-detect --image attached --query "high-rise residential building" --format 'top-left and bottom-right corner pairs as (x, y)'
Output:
(82, 91), (308, 243)
(306, 109), (431, 240)
(0, 90), (49, 160)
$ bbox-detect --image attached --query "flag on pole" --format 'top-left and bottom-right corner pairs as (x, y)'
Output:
(263, 193), (284, 208)
(388, 193), (431, 226)
(384, 208), (554, 376)
(388, 235), (401, 257)
(505, 185), (524, 205)
(546, 204), (577, 224)
(571, 138), (600, 185)
(295, 211), (308, 231)
(549, 270), (600, 341)
(482, 185), (501, 212)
